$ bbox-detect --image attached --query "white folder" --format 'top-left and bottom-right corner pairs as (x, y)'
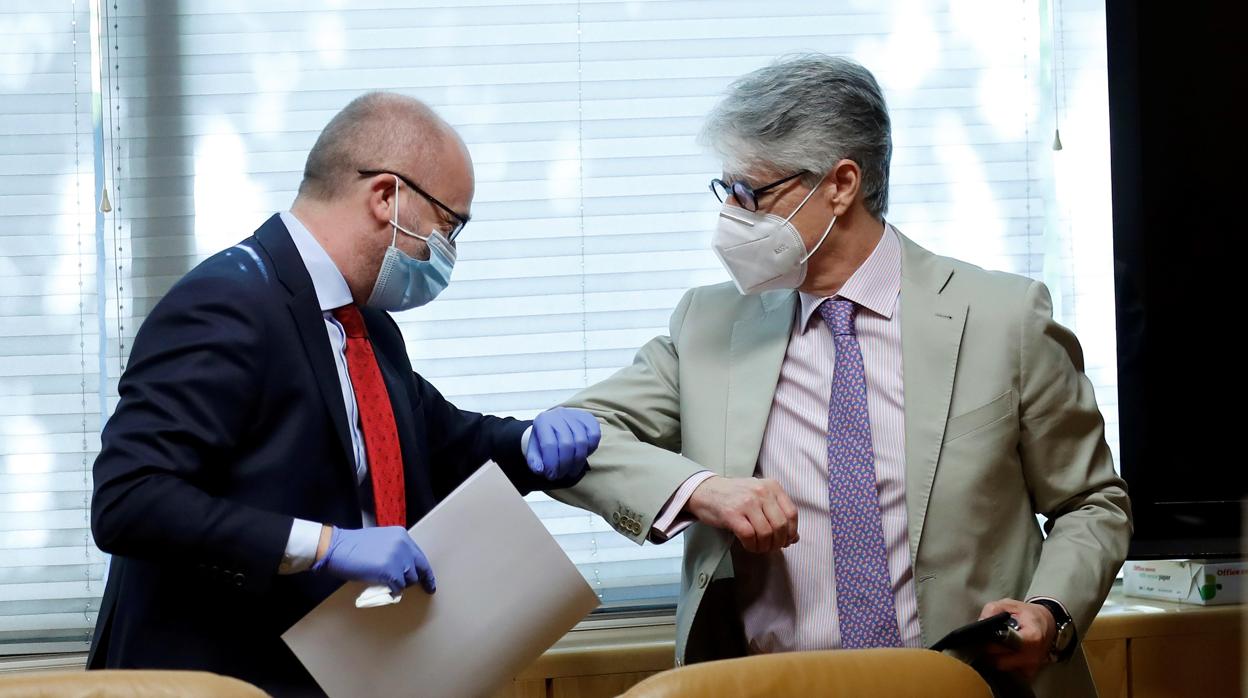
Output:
(283, 462), (601, 698)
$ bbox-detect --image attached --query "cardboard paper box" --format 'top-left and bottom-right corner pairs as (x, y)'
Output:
(1123, 560), (1246, 605)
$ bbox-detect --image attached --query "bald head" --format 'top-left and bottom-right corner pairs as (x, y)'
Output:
(290, 92), (475, 305)
(298, 92), (456, 201)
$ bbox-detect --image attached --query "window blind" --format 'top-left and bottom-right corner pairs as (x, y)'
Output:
(0, 0), (1118, 652)
(1044, 0), (1119, 468)
(103, 0), (1118, 610)
(0, 0), (104, 653)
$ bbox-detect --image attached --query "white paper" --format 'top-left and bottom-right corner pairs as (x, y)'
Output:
(355, 584), (401, 608)
(283, 462), (601, 698)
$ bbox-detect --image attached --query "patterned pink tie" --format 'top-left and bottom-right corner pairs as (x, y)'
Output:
(819, 298), (902, 649)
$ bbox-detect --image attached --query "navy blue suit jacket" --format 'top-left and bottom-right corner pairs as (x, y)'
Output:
(88, 215), (563, 696)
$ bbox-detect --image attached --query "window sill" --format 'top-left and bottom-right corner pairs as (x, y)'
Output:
(0, 654), (87, 675)
(517, 613), (676, 681)
(0, 616), (681, 679)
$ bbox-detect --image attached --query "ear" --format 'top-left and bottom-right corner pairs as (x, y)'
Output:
(364, 173), (398, 226)
(821, 159), (861, 217)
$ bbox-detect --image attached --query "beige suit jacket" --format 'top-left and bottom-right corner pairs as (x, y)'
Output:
(554, 230), (1131, 697)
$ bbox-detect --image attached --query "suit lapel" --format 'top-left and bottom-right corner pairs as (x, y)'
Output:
(897, 233), (967, 566)
(723, 290), (797, 477)
(254, 215), (355, 467)
(288, 294), (356, 467)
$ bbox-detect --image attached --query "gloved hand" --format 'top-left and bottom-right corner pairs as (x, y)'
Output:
(311, 526), (436, 595)
(527, 407), (602, 481)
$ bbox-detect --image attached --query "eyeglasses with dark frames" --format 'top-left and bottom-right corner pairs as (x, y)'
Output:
(709, 171), (806, 212)
(358, 169), (470, 242)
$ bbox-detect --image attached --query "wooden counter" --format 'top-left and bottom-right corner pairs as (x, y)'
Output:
(500, 587), (1245, 698)
(2, 588), (1240, 697)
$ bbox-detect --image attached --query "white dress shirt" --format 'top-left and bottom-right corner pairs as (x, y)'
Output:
(277, 211), (375, 574)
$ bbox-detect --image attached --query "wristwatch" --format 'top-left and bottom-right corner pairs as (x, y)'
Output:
(1033, 598), (1076, 662)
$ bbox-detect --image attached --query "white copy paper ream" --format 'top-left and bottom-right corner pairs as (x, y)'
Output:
(283, 462), (600, 698)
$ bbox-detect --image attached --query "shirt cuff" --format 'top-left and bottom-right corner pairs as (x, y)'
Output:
(521, 426), (532, 456)
(649, 470), (717, 543)
(1026, 595), (1071, 621)
(280, 518), (323, 575)
(1028, 599), (1068, 614)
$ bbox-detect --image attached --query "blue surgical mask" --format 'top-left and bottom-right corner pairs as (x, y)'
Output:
(366, 176), (457, 312)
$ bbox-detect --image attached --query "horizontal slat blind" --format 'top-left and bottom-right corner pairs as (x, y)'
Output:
(102, 0), (1116, 609)
(0, 0), (104, 653)
(0, 0), (1118, 651)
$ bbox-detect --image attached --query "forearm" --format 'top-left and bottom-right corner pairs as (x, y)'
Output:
(548, 423), (706, 544)
(279, 519), (333, 574)
(92, 469), (292, 593)
(550, 289), (700, 540)
(1025, 480), (1131, 635)
(649, 470), (717, 542)
(414, 371), (544, 494)
(482, 416), (546, 493)
(1018, 280), (1133, 635)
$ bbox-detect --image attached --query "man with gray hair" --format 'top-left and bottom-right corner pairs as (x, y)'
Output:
(88, 92), (601, 695)
(553, 55), (1130, 697)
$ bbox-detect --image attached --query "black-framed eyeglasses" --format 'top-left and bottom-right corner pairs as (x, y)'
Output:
(709, 171), (805, 212)
(358, 169), (470, 242)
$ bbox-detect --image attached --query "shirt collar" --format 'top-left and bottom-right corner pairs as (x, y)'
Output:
(797, 222), (902, 333)
(280, 211), (354, 312)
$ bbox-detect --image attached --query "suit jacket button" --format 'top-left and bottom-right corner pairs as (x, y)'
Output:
(233, 573), (246, 587)
(697, 572), (709, 588)
(611, 512), (621, 523)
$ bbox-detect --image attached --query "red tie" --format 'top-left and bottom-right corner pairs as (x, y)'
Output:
(332, 304), (406, 528)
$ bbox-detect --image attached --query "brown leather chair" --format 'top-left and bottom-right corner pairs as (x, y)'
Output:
(619, 648), (992, 698)
(0, 670), (270, 697)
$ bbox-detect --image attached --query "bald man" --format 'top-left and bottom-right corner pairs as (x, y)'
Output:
(87, 93), (601, 696)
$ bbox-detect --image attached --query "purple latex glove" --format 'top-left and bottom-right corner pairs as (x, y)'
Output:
(527, 407), (602, 480)
(311, 526), (435, 595)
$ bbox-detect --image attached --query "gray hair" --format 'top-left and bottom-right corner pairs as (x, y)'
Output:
(698, 54), (892, 219)
(298, 92), (448, 201)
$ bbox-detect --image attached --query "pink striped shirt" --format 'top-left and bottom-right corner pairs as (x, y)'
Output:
(654, 224), (921, 652)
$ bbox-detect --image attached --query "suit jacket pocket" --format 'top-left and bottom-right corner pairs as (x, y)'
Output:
(943, 389), (1015, 443)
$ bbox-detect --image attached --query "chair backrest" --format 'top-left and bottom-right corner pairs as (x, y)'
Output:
(619, 648), (992, 698)
(0, 670), (270, 698)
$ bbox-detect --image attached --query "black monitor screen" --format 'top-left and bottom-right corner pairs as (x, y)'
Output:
(1108, 0), (1246, 558)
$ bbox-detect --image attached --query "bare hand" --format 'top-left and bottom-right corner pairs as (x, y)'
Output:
(686, 475), (799, 553)
(978, 598), (1057, 681)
